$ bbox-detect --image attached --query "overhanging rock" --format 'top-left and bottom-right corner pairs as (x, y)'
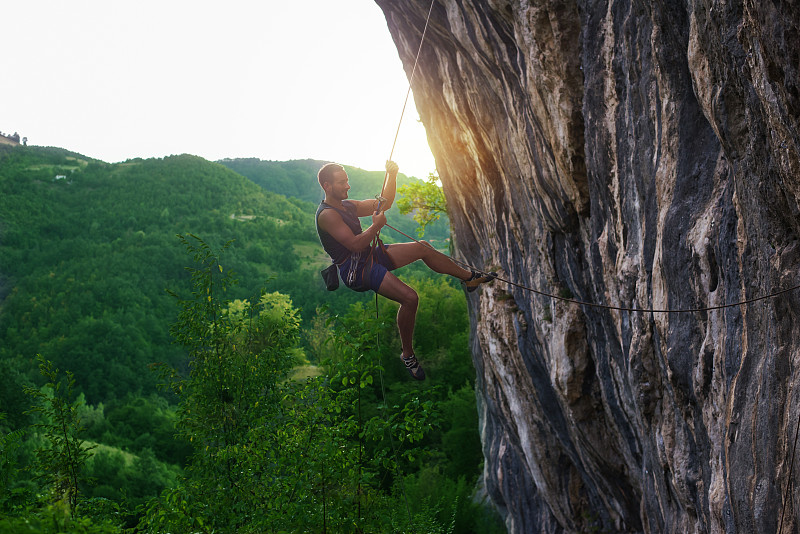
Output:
(376, 1), (800, 532)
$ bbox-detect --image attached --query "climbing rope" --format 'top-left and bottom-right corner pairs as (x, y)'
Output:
(383, 222), (800, 314)
(375, 311), (414, 527)
(378, 0), (437, 202)
(368, 0), (438, 528)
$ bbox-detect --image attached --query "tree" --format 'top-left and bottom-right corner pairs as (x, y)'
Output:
(396, 172), (448, 237)
(0, 413), (28, 512)
(141, 235), (300, 532)
(141, 235), (443, 533)
(24, 356), (95, 514)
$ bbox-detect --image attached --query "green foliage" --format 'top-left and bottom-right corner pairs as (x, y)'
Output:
(82, 445), (181, 514)
(140, 237), (451, 532)
(81, 395), (191, 466)
(23, 356), (95, 512)
(0, 147), (319, 403)
(402, 468), (506, 534)
(164, 235), (299, 445)
(396, 172), (448, 237)
(439, 386), (483, 479)
(142, 235), (302, 531)
(0, 357), (126, 532)
(0, 499), (121, 534)
(0, 414), (29, 512)
(316, 300), (503, 533)
(217, 158), (327, 204)
(0, 361), (32, 431)
(1, 144), (505, 531)
(307, 281), (500, 533)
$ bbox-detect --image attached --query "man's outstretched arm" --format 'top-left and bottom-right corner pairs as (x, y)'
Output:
(355, 160), (399, 217)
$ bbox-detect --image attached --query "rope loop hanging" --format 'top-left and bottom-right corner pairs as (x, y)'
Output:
(371, 0), (437, 528)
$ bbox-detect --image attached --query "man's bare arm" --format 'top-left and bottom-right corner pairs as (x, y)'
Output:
(354, 160), (399, 217)
(318, 208), (386, 253)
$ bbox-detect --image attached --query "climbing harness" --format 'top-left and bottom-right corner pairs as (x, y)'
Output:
(345, 251), (363, 287)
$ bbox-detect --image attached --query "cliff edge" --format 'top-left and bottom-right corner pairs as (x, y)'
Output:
(376, 1), (800, 532)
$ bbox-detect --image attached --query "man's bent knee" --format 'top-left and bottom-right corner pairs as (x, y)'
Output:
(401, 287), (419, 308)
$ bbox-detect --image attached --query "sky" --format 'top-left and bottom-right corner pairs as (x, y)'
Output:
(1, 0), (436, 179)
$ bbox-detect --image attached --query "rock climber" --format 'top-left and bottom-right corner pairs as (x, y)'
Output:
(315, 160), (496, 380)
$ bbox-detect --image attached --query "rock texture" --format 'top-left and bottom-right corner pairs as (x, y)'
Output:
(375, 0), (800, 532)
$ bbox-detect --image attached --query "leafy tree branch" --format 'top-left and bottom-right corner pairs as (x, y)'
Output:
(396, 172), (448, 237)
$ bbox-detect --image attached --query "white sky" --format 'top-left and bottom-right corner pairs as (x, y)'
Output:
(1, 0), (436, 179)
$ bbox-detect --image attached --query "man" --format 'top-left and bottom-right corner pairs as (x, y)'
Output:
(315, 160), (495, 380)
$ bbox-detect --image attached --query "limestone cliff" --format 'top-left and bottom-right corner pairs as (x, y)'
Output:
(375, 1), (800, 532)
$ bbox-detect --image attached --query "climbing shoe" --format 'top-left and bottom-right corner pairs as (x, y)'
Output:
(462, 270), (498, 293)
(402, 353), (426, 381)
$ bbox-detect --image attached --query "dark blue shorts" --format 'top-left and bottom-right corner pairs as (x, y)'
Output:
(339, 244), (395, 292)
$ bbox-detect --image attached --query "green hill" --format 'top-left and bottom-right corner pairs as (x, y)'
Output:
(216, 158), (327, 204)
(0, 146), (359, 404)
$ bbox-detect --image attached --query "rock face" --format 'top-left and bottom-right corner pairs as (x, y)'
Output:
(375, 0), (800, 532)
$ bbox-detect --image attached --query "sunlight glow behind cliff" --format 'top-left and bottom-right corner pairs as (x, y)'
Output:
(0, 0), (436, 179)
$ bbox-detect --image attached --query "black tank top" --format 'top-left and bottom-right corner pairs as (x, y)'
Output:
(315, 201), (366, 263)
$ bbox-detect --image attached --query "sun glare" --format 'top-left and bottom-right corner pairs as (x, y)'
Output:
(1, 1), (437, 179)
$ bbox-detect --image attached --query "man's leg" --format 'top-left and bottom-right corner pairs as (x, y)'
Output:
(385, 241), (472, 279)
(375, 271), (418, 358)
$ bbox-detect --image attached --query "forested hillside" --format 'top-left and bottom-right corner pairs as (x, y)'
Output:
(217, 158), (327, 203)
(0, 144), (502, 532)
(0, 146), (327, 404)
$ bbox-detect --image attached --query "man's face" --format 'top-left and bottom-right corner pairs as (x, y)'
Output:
(327, 170), (350, 200)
